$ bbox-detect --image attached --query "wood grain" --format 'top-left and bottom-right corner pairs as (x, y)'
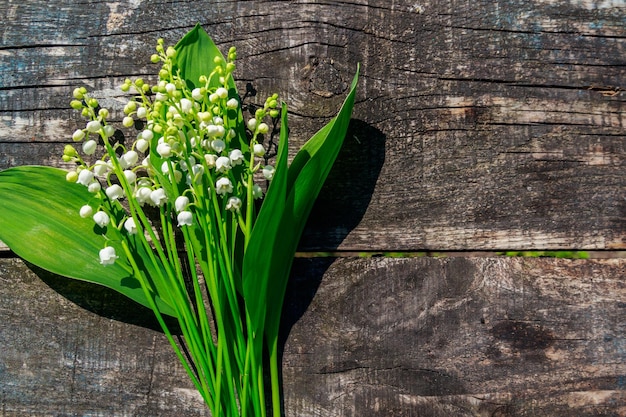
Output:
(1, 0), (624, 250)
(1, 256), (624, 416)
(283, 256), (626, 416)
(0, 1), (624, 415)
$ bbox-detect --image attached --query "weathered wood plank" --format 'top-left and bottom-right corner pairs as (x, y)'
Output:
(1, 256), (624, 415)
(1, 0), (624, 251)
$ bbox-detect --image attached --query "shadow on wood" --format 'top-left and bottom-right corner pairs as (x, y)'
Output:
(26, 261), (173, 333)
(301, 119), (386, 251)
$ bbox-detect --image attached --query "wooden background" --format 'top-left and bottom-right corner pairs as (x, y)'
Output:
(1, 0), (624, 415)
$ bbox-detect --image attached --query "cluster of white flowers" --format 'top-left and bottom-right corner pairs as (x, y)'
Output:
(63, 39), (279, 265)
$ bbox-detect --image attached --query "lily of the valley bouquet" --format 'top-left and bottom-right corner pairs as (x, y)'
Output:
(0, 25), (357, 416)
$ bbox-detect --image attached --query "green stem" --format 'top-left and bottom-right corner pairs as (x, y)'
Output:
(269, 337), (281, 417)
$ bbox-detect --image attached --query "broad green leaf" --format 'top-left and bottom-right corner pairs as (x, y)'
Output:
(173, 23), (231, 91)
(242, 103), (290, 333)
(264, 67), (359, 342)
(243, 67), (359, 337)
(0, 166), (176, 316)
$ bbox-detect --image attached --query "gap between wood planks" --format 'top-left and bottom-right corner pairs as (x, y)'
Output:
(295, 250), (626, 259)
(1, 246), (624, 259)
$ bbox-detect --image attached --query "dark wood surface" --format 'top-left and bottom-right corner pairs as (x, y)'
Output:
(0, 0), (624, 415)
(2, 257), (625, 416)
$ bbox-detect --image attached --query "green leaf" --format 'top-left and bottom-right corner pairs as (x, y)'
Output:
(242, 103), (290, 333)
(173, 23), (230, 91)
(166, 23), (247, 158)
(0, 166), (176, 316)
(243, 66), (359, 337)
(264, 67), (359, 340)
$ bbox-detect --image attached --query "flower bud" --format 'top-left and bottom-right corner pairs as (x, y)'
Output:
(136, 106), (147, 119)
(72, 129), (85, 141)
(247, 118), (257, 131)
(257, 123), (269, 134)
(70, 100), (83, 110)
(253, 143), (266, 157)
(122, 116), (135, 128)
(140, 129), (154, 142)
(192, 88), (204, 101)
(216, 87), (228, 99)
(226, 98), (239, 109)
(98, 108), (109, 119)
(102, 125), (115, 138)
(63, 145), (77, 158)
(120, 150), (139, 167)
(156, 142), (172, 158)
(165, 83), (176, 94)
(66, 171), (78, 183)
(79, 205), (93, 218)
(86, 120), (102, 133)
(124, 101), (137, 114)
(82, 140), (97, 155)
(72, 88), (85, 100)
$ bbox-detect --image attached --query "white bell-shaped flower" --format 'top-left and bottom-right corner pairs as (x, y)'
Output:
(262, 165), (275, 181)
(99, 246), (118, 265)
(175, 195), (189, 212)
(177, 211), (193, 227)
(150, 188), (167, 206)
(215, 177), (233, 195)
(229, 149), (244, 166)
(93, 160), (110, 176)
(135, 187), (152, 206)
(88, 181), (101, 193)
(77, 169), (95, 186)
(93, 211), (110, 227)
(226, 196), (242, 212)
(105, 184), (124, 200)
(252, 184), (263, 199)
(216, 156), (231, 173)
(124, 218), (138, 235)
